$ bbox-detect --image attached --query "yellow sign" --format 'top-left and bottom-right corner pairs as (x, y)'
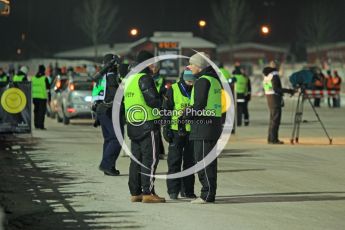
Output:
(1, 88), (27, 114)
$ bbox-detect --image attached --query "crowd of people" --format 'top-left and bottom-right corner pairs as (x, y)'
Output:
(90, 51), (231, 203)
(0, 52), (342, 204)
(313, 69), (342, 108)
(0, 63), (103, 130)
(90, 50), (299, 204)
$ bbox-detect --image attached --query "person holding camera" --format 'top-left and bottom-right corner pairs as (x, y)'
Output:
(92, 53), (123, 176)
(263, 66), (294, 144)
(163, 69), (196, 200)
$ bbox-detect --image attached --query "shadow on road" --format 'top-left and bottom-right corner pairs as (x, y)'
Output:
(0, 135), (142, 230)
(221, 149), (254, 154)
(217, 169), (266, 173)
(215, 191), (345, 204)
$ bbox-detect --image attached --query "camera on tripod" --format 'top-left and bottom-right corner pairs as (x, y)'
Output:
(289, 69), (316, 90)
(289, 68), (332, 145)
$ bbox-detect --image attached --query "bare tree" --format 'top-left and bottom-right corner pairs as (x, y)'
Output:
(299, 1), (339, 60)
(75, 0), (119, 60)
(211, 0), (255, 46)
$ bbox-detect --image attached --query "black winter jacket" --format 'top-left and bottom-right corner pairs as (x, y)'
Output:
(127, 68), (162, 140)
(188, 66), (223, 141)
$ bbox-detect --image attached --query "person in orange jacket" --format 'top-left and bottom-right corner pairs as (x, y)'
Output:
(313, 69), (325, 107)
(333, 70), (342, 107)
(326, 70), (335, 107)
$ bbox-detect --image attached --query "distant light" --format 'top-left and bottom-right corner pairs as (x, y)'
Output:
(261, 25), (270, 35)
(0, 0), (10, 16)
(21, 32), (26, 41)
(198, 20), (206, 28)
(16, 48), (21, 55)
(130, 28), (139, 37)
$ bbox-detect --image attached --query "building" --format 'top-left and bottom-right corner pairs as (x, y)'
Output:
(128, 32), (216, 57)
(217, 42), (288, 65)
(307, 42), (345, 64)
(127, 32), (216, 76)
(54, 43), (131, 60)
(54, 31), (216, 77)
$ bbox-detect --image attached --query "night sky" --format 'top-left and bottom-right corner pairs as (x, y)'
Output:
(0, 0), (344, 59)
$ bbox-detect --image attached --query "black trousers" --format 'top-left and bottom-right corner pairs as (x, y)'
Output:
(334, 94), (341, 108)
(166, 131), (195, 195)
(33, 98), (47, 129)
(314, 98), (321, 107)
(327, 96), (338, 108)
(237, 102), (245, 126)
(243, 100), (249, 125)
(128, 129), (160, 196)
(314, 87), (323, 107)
(266, 95), (282, 142)
(193, 140), (217, 202)
(158, 131), (165, 155)
(97, 109), (123, 170)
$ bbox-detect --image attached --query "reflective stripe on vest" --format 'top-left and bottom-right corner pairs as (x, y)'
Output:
(124, 73), (160, 122)
(263, 73), (275, 95)
(233, 74), (248, 94)
(190, 75), (222, 117)
(13, 75), (25, 82)
(92, 75), (106, 102)
(32, 76), (47, 99)
(170, 83), (191, 132)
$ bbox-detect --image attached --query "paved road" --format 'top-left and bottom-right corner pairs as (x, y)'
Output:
(3, 97), (345, 230)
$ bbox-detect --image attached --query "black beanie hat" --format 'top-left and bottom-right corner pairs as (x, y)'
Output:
(263, 67), (275, 76)
(103, 53), (116, 65)
(38, 65), (45, 74)
(136, 50), (154, 63)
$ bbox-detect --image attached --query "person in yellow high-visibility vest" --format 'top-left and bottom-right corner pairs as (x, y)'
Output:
(0, 67), (9, 84)
(163, 69), (196, 200)
(124, 50), (165, 203)
(263, 66), (294, 144)
(13, 66), (29, 82)
(31, 65), (50, 130)
(187, 52), (222, 204)
(232, 67), (249, 126)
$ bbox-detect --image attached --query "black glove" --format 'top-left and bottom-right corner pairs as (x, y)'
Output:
(93, 118), (100, 128)
(48, 92), (52, 102)
(91, 102), (98, 112)
(177, 125), (187, 137)
(177, 117), (188, 137)
(163, 125), (174, 143)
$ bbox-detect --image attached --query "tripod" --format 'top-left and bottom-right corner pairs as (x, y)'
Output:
(290, 89), (332, 144)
